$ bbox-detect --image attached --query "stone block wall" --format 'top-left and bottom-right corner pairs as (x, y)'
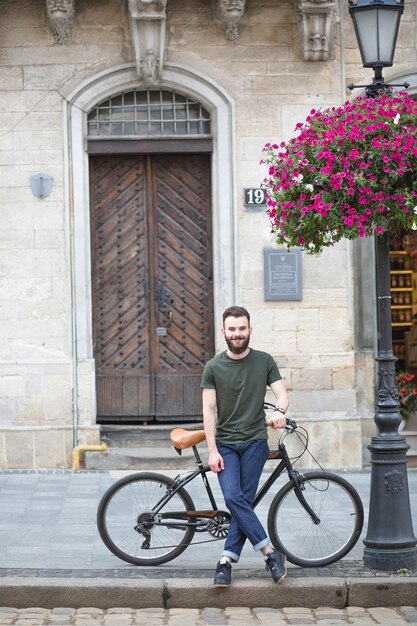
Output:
(0, 0), (130, 468)
(1, 0), (414, 468)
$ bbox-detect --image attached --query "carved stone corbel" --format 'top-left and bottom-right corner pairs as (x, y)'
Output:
(296, 0), (336, 61)
(216, 0), (246, 41)
(45, 0), (76, 44)
(128, 0), (167, 83)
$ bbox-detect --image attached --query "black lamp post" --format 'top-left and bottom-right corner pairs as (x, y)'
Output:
(348, 0), (417, 571)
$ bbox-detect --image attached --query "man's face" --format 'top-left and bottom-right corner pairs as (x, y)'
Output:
(218, 0), (245, 21)
(222, 315), (252, 355)
(46, 0), (74, 23)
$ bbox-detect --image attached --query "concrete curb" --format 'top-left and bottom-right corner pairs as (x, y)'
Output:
(0, 576), (415, 609)
(348, 577), (417, 607)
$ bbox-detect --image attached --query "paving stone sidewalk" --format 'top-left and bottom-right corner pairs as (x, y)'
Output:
(0, 468), (415, 572)
(0, 606), (417, 625)
(0, 469), (416, 613)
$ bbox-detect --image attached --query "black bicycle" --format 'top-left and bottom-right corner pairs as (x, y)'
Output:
(97, 403), (364, 568)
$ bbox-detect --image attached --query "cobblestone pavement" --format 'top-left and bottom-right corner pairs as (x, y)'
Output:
(0, 606), (417, 625)
(1, 560), (415, 579)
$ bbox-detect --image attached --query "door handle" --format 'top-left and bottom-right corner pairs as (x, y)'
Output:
(156, 281), (168, 307)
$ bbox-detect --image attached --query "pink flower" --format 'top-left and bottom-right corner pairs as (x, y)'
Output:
(262, 90), (417, 254)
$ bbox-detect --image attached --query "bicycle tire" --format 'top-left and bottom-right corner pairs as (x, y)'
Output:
(97, 472), (196, 566)
(267, 471), (364, 567)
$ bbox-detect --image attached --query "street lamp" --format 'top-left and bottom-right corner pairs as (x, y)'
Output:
(348, 0), (417, 571)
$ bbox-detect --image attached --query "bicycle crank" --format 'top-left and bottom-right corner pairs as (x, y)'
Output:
(207, 511), (231, 539)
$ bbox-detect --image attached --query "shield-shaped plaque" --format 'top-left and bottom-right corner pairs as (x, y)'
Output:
(30, 173), (54, 199)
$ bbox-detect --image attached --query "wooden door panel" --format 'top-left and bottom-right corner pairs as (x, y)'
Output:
(91, 153), (213, 422)
(153, 154), (213, 420)
(90, 156), (152, 418)
(122, 375), (152, 415)
(96, 375), (152, 417)
(155, 374), (204, 416)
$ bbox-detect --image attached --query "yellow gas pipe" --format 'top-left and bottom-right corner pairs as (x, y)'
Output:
(72, 443), (108, 470)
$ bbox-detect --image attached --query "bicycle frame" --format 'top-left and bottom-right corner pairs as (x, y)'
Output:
(98, 412), (363, 567)
(147, 429), (320, 530)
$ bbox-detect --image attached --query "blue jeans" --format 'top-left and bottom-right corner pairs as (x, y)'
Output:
(217, 439), (270, 562)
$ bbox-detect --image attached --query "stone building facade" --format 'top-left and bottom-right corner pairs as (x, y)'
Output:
(1, 0), (416, 469)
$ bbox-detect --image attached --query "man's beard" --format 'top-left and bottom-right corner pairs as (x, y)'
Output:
(225, 334), (250, 355)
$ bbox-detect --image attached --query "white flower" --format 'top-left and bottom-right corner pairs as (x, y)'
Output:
(292, 174), (304, 183)
(394, 113), (400, 125)
(305, 184), (314, 192)
(412, 222), (417, 231)
(413, 206), (417, 214)
(263, 227), (280, 246)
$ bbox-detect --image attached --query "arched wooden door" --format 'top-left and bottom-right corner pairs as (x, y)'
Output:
(89, 153), (214, 422)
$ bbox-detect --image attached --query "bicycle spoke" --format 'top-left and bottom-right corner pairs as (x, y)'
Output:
(97, 473), (196, 565)
(268, 472), (363, 567)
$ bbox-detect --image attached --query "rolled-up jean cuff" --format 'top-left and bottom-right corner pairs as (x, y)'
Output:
(253, 537), (270, 552)
(222, 550), (240, 563)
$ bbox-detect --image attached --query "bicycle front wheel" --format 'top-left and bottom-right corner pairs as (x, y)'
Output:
(97, 472), (196, 566)
(267, 471), (364, 567)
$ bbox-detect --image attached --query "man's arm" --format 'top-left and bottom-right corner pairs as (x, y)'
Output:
(202, 387), (224, 473)
(269, 379), (289, 430)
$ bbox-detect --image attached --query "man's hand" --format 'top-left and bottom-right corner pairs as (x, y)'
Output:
(208, 450), (224, 473)
(271, 413), (287, 430)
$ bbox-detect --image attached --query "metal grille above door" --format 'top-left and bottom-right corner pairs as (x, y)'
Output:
(89, 154), (214, 422)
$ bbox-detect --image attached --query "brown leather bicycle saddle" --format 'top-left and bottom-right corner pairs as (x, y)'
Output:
(170, 428), (206, 450)
(170, 427), (284, 460)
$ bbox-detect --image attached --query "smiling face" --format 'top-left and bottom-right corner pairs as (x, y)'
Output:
(217, 0), (245, 23)
(46, 0), (75, 42)
(222, 315), (252, 356)
(46, 0), (75, 25)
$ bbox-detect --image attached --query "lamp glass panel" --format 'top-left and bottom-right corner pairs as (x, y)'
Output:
(353, 7), (400, 66)
(377, 10), (401, 64)
(354, 9), (378, 65)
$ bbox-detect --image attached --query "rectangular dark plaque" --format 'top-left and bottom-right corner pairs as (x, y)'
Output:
(264, 248), (302, 301)
(244, 188), (267, 211)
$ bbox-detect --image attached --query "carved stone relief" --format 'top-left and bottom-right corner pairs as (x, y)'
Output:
(296, 0), (336, 61)
(46, 0), (76, 44)
(128, 0), (167, 83)
(216, 0), (246, 41)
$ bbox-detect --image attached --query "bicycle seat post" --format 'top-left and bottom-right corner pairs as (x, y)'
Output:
(192, 445), (203, 467)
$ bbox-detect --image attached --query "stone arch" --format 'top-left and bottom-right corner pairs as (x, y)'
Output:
(64, 62), (237, 423)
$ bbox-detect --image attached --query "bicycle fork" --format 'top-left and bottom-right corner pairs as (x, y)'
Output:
(289, 469), (321, 525)
(252, 448), (321, 526)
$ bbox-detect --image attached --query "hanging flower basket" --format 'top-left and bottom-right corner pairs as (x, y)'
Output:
(262, 91), (417, 255)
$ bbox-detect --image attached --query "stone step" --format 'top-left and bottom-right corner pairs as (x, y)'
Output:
(100, 424), (204, 448)
(406, 452), (417, 468)
(85, 444), (208, 471)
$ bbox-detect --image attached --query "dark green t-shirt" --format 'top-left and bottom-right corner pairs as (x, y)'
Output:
(200, 349), (281, 443)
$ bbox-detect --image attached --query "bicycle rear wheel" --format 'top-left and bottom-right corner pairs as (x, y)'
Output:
(97, 472), (196, 566)
(267, 471), (364, 567)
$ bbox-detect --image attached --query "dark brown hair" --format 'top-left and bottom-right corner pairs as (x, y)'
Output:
(222, 306), (250, 326)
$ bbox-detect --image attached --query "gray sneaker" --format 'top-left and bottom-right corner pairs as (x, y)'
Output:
(265, 550), (287, 583)
(213, 561), (232, 587)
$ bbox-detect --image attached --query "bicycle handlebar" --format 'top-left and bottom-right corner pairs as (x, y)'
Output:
(263, 401), (297, 431)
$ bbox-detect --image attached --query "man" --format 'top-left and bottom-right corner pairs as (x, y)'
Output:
(201, 306), (289, 587)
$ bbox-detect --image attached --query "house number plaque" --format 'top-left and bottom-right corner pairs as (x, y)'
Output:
(244, 187), (267, 211)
